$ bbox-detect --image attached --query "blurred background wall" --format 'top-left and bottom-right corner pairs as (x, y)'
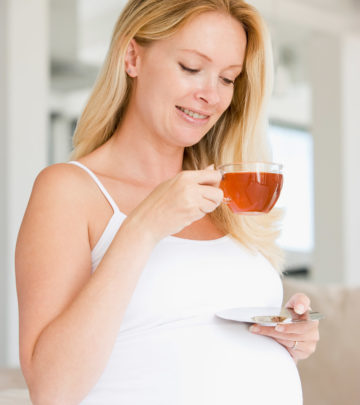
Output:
(1, 0), (359, 368)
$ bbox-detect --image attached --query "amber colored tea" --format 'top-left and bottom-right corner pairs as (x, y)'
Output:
(220, 172), (283, 214)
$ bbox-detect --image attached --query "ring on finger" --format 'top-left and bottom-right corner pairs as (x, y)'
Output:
(292, 341), (299, 350)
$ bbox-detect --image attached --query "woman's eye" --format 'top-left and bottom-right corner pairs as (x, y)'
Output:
(179, 63), (235, 85)
(179, 63), (199, 74)
(221, 77), (235, 86)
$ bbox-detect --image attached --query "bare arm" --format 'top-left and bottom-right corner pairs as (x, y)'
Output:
(16, 164), (157, 405)
(16, 164), (222, 405)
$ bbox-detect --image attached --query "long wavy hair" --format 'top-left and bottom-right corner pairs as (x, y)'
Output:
(71, 0), (284, 271)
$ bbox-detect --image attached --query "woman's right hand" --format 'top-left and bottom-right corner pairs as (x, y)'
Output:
(125, 166), (224, 243)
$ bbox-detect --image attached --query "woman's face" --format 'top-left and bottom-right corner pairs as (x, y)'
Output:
(129, 11), (247, 147)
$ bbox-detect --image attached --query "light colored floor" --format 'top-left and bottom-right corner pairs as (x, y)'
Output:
(0, 389), (31, 405)
(0, 369), (26, 390)
(0, 369), (31, 405)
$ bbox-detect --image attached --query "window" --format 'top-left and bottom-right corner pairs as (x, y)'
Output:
(269, 124), (314, 253)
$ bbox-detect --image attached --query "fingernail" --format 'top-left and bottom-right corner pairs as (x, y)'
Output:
(250, 325), (260, 333)
(295, 304), (305, 314)
(275, 325), (285, 332)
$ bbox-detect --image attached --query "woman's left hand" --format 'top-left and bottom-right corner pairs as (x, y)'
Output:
(249, 293), (320, 363)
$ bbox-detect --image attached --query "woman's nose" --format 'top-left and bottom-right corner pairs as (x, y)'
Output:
(194, 80), (221, 106)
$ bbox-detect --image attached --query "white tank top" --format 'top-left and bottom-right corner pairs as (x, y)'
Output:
(68, 161), (302, 405)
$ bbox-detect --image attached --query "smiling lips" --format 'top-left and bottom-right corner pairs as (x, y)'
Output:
(176, 105), (210, 120)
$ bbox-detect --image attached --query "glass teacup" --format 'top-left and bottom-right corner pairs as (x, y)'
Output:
(218, 162), (283, 215)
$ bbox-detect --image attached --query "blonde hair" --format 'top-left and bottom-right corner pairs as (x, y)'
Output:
(71, 0), (284, 270)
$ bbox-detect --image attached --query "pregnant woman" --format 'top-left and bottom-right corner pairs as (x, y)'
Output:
(15, 0), (319, 404)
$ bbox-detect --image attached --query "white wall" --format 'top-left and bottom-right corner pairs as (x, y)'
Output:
(0, 0), (49, 367)
(310, 31), (360, 285)
(342, 33), (360, 285)
(0, 0), (8, 368)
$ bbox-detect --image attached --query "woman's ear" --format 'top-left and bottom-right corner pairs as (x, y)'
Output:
(125, 39), (141, 77)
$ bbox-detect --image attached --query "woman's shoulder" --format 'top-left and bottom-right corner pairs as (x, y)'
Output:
(33, 162), (94, 198)
(27, 162), (99, 223)
(35, 161), (88, 186)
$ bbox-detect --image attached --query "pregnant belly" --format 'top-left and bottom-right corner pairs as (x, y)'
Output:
(81, 316), (302, 405)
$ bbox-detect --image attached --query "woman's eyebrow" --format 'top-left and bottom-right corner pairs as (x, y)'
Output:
(179, 48), (243, 68)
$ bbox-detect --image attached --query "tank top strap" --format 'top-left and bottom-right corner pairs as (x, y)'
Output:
(68, 160), (120, 214)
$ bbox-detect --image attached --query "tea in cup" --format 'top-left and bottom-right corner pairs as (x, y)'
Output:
(218, 162), (283, 215)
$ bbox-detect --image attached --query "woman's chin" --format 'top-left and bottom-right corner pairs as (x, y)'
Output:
(171, 129), (209, 148)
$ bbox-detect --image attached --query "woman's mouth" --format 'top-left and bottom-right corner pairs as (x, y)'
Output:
(175, 106), (210, 124)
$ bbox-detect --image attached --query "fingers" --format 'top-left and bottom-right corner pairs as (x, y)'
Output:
(249, 319), (320, 362)
(275, 338), (304, 351)
(201, 185), (224, 205)
(137, 166), (224, 240)
(176, 170), (223, 215)
(250, 320), (318, 337)
(281, 339), (318, 362)
(285, 293), (311, 315)
(276, 339), (313, 363)
(199, 199), (219, 214)
(274, 320), (319, 335)
(249, 324), (305, 341)
(184, 169), (222, 186)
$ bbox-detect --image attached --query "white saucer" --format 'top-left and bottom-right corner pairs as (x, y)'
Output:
(215, 306), (324, 326)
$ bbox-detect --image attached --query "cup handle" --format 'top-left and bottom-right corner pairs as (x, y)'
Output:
(218, 170), (231, 204)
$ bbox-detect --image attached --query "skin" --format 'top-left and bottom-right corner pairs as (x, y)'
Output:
(124, 13), (245, 152)
(98, 11), (246, 189)
(15, 11), (318, 405)
(250, 294), (320, 364)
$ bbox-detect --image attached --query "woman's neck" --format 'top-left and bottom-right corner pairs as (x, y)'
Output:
(103, 112), (185, 186)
